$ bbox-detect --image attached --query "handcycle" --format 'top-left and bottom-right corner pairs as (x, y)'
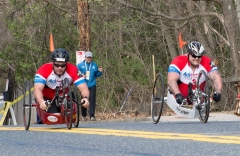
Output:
(22, 78), (82, 130)
(151, 70), (210, 124)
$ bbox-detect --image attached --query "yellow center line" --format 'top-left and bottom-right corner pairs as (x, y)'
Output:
(0, 127), (240, 144)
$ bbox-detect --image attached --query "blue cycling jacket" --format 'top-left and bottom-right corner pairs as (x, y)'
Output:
(77, 60), (102, 88)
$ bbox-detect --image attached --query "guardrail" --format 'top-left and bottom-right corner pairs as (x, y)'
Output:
(0, 88), (35, 126)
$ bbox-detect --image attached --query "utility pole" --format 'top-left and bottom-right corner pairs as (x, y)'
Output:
(77, 0), (90, 51)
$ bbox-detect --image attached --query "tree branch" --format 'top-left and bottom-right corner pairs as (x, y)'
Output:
(208, 24), (230, 46)
(9, 2), (28, 20)
(43, 0), (76, 17)
(116, 0), (229, 47)
(116, 0), (224, 23)
(0, 58), (15, 71)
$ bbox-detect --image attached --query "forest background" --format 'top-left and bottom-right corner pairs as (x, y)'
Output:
(1, 0), (240, 117)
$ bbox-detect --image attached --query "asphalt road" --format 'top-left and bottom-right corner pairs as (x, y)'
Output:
(0, 113), (239, 156)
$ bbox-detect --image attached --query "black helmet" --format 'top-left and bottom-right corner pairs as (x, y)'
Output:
(187, 41), (205, 56)
(51, 48), (70, 62)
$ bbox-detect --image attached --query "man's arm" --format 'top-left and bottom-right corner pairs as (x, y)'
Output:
(208, 70), (222, 93)
(34, 83), (47, 110)
(95, 63), (103, 77)
(167, 72), (181, 95)
(76, 83), (90, 108)
(95, 67), (103, 77)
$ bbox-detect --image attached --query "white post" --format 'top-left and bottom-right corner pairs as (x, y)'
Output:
(9, 106), (17, 125)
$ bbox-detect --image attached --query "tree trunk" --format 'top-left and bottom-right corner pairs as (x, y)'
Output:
(219, 0), (240, 76)
(235, 0), (240, 27)
(77, 0), (90, 51)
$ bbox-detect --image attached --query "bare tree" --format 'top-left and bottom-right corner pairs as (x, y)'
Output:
(78, 0), (90, 51)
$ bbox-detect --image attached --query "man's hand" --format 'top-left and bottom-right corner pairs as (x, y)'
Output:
(39, 101), (47, 111)
(212, 92), (221, 102)
(98, 66), (103, 72)
(81, 97), (90, 108)
(175, 93), (185, 104)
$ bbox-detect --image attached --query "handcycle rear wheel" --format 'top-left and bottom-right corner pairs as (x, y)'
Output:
(23, 81), (32, 130)
(73, 86), (80, 128)
(196, 70), (210, 123)
(63, 78), (73, 129)
(151, 73), (165, 124)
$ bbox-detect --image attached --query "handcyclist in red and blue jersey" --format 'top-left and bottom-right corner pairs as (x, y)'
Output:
(167, 41), (222, 105)
(34, 48), (90, 113)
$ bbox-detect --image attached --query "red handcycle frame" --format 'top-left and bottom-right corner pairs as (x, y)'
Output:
(23, 79), (80, 130)
(33, 97), (78, 125)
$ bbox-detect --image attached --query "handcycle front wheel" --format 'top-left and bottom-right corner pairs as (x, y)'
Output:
(196, 70), (210, 123)
(23, 80), (32, 130)
(151, 73), (165, 124)
(63, 78), (73, 130)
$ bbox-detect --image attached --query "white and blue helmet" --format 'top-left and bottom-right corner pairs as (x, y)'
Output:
(187, 41), (205, 56)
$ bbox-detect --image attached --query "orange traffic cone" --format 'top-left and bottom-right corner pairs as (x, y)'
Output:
(50, 34), (55, 52)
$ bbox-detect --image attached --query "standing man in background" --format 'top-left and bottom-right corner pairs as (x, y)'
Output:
(77, 51), (103, 121)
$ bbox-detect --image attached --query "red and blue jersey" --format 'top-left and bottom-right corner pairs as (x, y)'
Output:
(168, 54), (217, 98)
(34, 62), (85, 100)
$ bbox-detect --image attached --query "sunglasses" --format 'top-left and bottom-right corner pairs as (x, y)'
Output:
(191, 54), (202, 59)
(54, 63), (66, 68)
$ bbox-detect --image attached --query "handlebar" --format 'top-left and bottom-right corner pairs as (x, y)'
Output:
(72, 98), (85, 106)
(179, 99), (188, 106)
(81, 100), (85, 105)
(45, 100), (51, 111)
(45, 95), (85, 112)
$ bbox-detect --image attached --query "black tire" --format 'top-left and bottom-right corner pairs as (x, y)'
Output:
(63, 78), (73, 129)
(196, 70), (210, 123)
(23, 81), (32, 130)
(73, 86), (80, 128)
(151, 73), (165, 124)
